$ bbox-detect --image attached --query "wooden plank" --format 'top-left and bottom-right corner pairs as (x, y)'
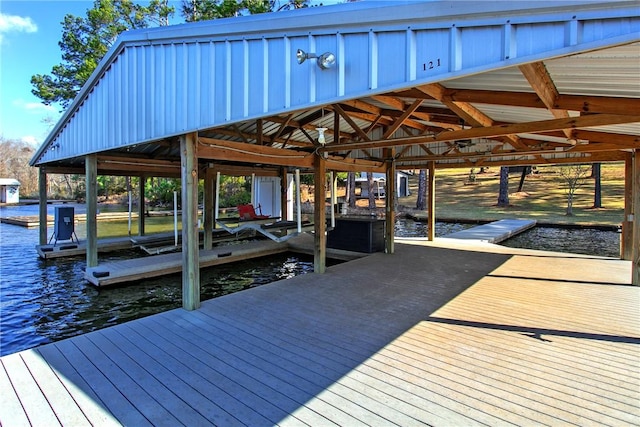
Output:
(35, 345), (121, 426)
(1, 353), (62, 426)
(120, 316), (288, 426)
(0, 358), (30, 426)
(70, 334), (182, 426)
(19, 350), (92, 426)
(83, 331), (212, 426)
(51, 339), (153, 426)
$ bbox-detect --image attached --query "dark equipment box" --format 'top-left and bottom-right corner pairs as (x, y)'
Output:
(327, 217), (385, 253)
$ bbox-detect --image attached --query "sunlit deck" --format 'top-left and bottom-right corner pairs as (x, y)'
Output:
(2, 239), (639, 426)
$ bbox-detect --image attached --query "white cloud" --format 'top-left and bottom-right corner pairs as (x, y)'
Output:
(12, 99), (56, 114)
(0, 13), (37, 43)
(20, 135), (39, 146)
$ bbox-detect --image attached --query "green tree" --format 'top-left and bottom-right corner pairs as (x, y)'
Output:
(31, 0), (174, 109)
(181, 0), (309, 21)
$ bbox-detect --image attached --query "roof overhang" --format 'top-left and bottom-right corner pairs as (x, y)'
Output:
(31, 0), (640, 174)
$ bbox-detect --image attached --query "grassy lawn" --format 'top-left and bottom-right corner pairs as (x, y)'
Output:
(397, 163), (626, 227)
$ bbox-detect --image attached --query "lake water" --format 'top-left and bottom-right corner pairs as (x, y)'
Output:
(0, 204), (620, 356)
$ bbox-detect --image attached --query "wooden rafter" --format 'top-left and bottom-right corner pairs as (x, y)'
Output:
(319, 113), (640, 152)
(416, 83), (531, 150)
(519, 61), (573, 140)
(395, 87), (640, 116)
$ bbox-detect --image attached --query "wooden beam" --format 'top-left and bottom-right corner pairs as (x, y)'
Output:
(181, 132), (200, 311)
(417, 83), (529, 149)
(319, 114), (640, 152)
(325, 156), (386, 173)
(198, 137), (314, 168)
(622, 152), (633, 261)
(138, 176), (146, 236)
(333, 103), (371, 141)
(38, 168), (47, 245)
(633, 150), (639, 285)
(519, 61), (573, 139)
(428, 161), (436, 241)
(408, 87), (640, 115)
(385, 148), (396, 254)
(383, 99), (424, 139)
(413, 151), (626, 169)
(85, 154), (98, 268)
(280, 167), (288, 221)
(314, 154), (327, 274)
(204, 167), (214, 250)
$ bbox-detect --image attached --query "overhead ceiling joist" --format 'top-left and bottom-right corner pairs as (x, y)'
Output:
(198, 137), (314, 168)
(320, 114), (640, 153)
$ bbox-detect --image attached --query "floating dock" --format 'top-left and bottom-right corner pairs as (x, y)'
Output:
(2, 240), (637, 426)
(445, 219), (536, 243)
(84, 234), (368, 287)
(36, 236), (134, 259)
(85, 240), (289, 286)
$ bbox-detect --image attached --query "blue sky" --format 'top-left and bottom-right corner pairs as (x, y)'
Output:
(0, 1), (186, 146)
(0, 0), (342, 147)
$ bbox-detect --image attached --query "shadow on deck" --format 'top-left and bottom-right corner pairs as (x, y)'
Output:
(2, 240), (638, 426)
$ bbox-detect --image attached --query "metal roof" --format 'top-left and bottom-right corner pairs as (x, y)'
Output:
(31, 0), (640, 174)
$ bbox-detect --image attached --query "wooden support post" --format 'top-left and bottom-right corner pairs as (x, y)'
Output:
(181, 133), (200, 310)
(280, 167), (288, 221)
(314, 154), (327, 274)
(385, 148), (395, 254)
(38, 168), (48, 245)
(632, 150), (639, 285)
(138, 175), (146, 236)
(622, 153), (633, 260)
(427, 161), (436, 241)
(85, 154), (98, 267)
(204, 166), (214, 250)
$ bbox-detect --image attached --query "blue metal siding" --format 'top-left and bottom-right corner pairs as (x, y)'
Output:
(461, 26), (504, 69)
(343, 33), (370, 94)
(415, 28), (450, 78)
(377, 31), (408, 88)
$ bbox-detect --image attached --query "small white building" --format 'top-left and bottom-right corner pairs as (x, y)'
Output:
(355, 172), (411, 199)
(0, 179), (20, 204)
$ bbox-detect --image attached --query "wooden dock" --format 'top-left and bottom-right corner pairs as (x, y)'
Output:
(445, 218), (536, 243)
(2, 239), (638, 426)
(36, 236), (134, 259)
(85, 240), (289, 286)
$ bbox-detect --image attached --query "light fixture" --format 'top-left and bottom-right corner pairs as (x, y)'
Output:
(316, 127), (327, 145)
(296, 49), (336, 70)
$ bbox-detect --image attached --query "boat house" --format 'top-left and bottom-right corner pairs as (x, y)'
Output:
(29, 0), (640, 309)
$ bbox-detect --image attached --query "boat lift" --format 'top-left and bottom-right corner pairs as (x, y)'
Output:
(214, 169), (332, 243)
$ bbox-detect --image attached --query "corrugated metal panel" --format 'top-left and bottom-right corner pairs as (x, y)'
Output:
(32, 1), (640, 165)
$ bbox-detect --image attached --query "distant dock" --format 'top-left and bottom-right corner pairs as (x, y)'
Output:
(445, 219), (537, 243)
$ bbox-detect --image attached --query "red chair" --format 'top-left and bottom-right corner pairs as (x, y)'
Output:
(237, 204), (269, 220)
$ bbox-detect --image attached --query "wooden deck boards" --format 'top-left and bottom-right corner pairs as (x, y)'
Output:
(2, 239), (639, 426)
